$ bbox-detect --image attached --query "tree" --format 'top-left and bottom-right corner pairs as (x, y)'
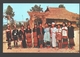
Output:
(26, 18), (29, 21)
(5, 5), (15, 25)
(26, 18), (29, 26)
(59, 4), (65, 8)
(30, 5), (43, 12)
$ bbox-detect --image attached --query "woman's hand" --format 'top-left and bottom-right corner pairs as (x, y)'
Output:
(38, 35), (39, 38)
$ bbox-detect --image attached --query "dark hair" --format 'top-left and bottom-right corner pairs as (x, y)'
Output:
(63, 22), (67, 26)
(34, 24), (37, 25)
(27, 24), (30, 28)
(21, 25), (24, 28)
(45, 23), (48, 25)
(39, 23), (42, 25)
(57, 24), (61, 28)
(63, 22), (66, 24)
(57, 24), (61, 26)
(68, 21), (72, 25)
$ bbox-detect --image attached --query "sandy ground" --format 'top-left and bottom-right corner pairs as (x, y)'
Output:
(3, 29), (79, 53)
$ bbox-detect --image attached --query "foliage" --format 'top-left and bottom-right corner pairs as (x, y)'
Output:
(59, 4), (65, 8)
(5, 5), (15, 18)
(4, 5), (15, 25)
(30, 5), (43, 12)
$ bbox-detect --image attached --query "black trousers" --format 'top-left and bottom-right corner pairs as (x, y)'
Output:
(13, 37), (18, 47)
(7, 38), (11, 48)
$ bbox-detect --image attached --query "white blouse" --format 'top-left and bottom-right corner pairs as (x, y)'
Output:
(62, 27), (68, 36)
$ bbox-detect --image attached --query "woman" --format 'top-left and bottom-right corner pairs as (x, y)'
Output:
(19, 25), (27, 48)
(33, 24), (38, 48)
(12, 25), (19, 47)
(62, 22), (68, 49)
(25, 25), (32, 48)
(68, 22), (75, 49)
(50, 22), (57, 48)
(56, 24), (62, 48)
(37, 23), (44, 48)
(6, 25), (12, 49)
(44, 23), (51, 48)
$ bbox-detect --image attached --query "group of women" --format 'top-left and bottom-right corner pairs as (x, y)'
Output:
(6, 21), (75, 50)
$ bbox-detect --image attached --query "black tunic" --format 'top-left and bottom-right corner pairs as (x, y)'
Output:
(25, 29), (31, 33)
(19, 30), (26, 40)
(33, 28), (37, 32)
(37, 27), (44, 35)
(19, 30), (27, 48)
(6, 30), (11, 41)
(12, 29), (19, 40)
(68, 26), (74, 38)
(33, 28), (38, 34)
(37, 27), (44, 46)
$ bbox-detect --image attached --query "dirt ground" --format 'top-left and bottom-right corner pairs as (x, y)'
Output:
(3, 29), (79, 53)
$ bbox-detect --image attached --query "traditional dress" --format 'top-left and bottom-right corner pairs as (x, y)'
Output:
(33, 28), (38, 47)
(56, 28), (62, 42)
(44, 27), (50, 46)
(25, 29), (32, 47)
(62, 26), (68, 47)
(18, 30), (22, 41)
(19, 29), (27, 48)
(56, 28), (62, 48)
(68, 26), (75, 48)
(37, 27), (44, 48)
(51, 27), (57, 47)
(6, 29), (12, 49)
(12, 29), (19, 47)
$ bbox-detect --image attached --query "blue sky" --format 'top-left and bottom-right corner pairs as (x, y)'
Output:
(3, 3), (79, 25)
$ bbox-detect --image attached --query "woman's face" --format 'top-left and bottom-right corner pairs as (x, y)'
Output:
(34, 25), (37, 28)
(21, 26), (24, 29)
(58, 25), (60, 28)
(63, 24), (65, 26)
(40, 24), (42, 27)
(52, 24), (54, 27)
(68, 22), (71, 26)
(7, 26), (10, 29)
(45, 24), (48, 27)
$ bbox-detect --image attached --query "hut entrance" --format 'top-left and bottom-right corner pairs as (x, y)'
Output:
(46, 18), (69, 24)
(34, 18), (42, 26)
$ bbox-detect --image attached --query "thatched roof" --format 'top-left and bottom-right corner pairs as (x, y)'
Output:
(28, 7), (79, 22)
(45, 7), (79, 21)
